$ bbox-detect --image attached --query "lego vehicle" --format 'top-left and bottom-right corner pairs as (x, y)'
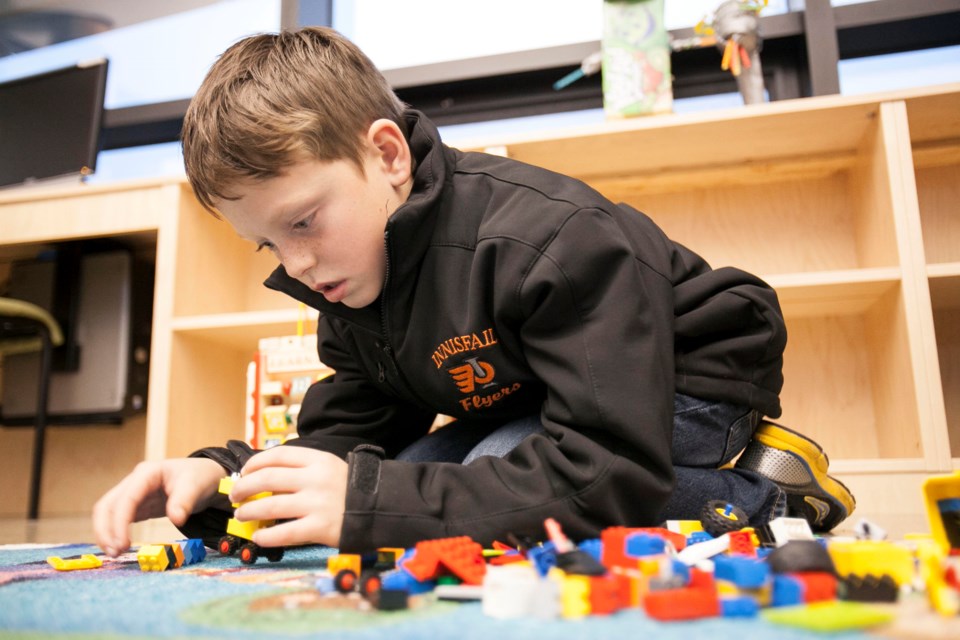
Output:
(216, 475), (285, 565)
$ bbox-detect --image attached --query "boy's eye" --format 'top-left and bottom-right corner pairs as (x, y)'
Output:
(293, 212), (315, 231)
(255, 241), (275, 253)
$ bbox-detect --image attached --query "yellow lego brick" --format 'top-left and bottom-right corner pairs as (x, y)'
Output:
(47, 554), (102, 571)
(560, 574), (591, 618)
(916, 540), (960, 617)
(137, 545), (170, 572)
(328, 553), (362, 576)
(923, 470), (960, 555)
(828, 540), (914, 586)
(666, 520), (704, 536)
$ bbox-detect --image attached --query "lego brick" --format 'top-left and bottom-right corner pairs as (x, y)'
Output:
(328, 553), (362, 577)
(46, 554), (102, 571)
(767, 540), (836, 575)
(771, 574), (804, 607)
(838, 574), (899, 602)
(793, 571), (837, 603)
(588, 574), (629, 615)
(625, 533), (666, 557)
(828, 541), (914, 586)
(560, 574), (592, 619)
(482, 564), (547, 619)
(720, 595), (760, 617)
(762, 601), (894, 632)
(137, 545), (169, 572)
(714, 555), (770, 589)
(643, 584), (720, 621)
(401, 536), (486, 585)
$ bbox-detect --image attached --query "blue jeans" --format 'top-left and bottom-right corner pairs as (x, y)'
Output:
(395, 393), (786, 526)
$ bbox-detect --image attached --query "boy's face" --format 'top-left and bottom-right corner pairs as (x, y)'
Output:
(214, 120), (413, 309)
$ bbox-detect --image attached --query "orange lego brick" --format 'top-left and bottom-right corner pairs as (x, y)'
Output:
(402, 536), (487, 585)
(793, 571), (837, 603)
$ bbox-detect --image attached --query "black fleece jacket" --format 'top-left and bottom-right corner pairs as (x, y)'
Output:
(184, 110), (786, 552)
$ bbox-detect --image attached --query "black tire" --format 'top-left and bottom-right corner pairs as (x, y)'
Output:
(239, 543), (259, 565)
(701, 500), (749, 537)
(359, 570), (382, 597)
(218, 535), (238, 556)
(265, 548), (285, 563)
(334, 568), (358, 593)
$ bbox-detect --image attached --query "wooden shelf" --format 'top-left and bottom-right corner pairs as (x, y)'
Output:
(172, 309), (320, 351)
(3, 84), (960, 521)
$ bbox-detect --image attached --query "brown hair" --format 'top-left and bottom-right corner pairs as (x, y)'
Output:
(181, 26), (407, 213)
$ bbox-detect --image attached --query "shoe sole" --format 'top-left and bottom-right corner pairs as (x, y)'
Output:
(737, 422), (856, 531)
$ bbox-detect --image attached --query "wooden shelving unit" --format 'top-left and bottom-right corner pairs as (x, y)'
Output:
(1, 83), (957, 525)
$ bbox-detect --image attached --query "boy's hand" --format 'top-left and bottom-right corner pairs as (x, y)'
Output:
(92, 458), (227, 557)
(230, 447), (348, 548)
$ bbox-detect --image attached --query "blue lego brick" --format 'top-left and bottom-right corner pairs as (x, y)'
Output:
(714, 555), (770, 589)
(687, 531), (714, 546)
(528, 541), (557, 577)
(771, 574), (804, 607)
(624, 533), (666, 557)
(177, 539), (206, 565)
(381, 568), (436, 595)
(721, 595), (760, 617)
(578, 538), (602, 563)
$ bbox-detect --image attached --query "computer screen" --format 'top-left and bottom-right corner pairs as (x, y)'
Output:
(0, 59), (108, 188)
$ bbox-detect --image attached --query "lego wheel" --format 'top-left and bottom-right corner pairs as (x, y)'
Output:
(359, 570), (382, 597)
(265, 548), (285, 563)
(701, 500), (749, 537)
(218, 535), (238, 556)
(239, 543), (259, 565)
(334, 568), (358, 593)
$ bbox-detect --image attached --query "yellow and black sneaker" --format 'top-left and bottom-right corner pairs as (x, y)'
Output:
(735, 421), (856, 532)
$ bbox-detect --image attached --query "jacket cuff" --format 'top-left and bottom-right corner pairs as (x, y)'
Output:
(180, 440), (259, 548)
(188, 439), (258, 475)
(339, 444), (385, 552)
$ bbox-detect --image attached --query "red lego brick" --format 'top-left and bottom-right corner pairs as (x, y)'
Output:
(793, 571), (838, 603)
(401, 536), (487, 585)
(589, 574), (631, 615)
(644, 585), (720, 621)
(727, 530), (757, 557)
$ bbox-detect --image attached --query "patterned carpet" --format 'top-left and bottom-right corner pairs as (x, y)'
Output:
(0, 542), (881, 640)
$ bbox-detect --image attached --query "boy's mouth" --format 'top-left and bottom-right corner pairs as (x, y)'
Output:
(315, 280), (346, 302)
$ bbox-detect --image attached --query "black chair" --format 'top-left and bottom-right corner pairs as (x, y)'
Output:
(0, 297), (64, 519)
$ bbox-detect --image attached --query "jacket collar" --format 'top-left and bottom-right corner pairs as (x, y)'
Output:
(263, 110), (451, 336)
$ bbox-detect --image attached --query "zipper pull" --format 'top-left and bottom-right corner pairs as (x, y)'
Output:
(378, 361), (385, 383)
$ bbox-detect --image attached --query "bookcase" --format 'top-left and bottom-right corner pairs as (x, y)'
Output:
(1, 83), (957, 527)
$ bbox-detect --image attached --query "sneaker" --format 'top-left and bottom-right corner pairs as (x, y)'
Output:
(735, 421), (856, 532)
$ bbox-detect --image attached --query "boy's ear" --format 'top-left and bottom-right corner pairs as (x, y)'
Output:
(366, 119), (412, 187)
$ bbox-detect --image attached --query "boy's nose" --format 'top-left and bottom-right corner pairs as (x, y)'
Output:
(281, 247), (316, 280)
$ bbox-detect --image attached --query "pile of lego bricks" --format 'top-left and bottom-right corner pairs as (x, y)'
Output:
(316, 506), (959, 634)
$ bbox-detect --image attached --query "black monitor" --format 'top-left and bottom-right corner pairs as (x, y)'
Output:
(0, 59), (108, 188)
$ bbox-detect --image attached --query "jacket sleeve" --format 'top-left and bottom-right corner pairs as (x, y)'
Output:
(338, 208), (677, 552)
(669, 241), (787, 417)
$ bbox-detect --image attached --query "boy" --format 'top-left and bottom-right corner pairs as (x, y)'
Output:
(93, 27), (854, 556)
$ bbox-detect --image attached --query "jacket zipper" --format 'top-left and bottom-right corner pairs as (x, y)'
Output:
(378, 230), (425, 404)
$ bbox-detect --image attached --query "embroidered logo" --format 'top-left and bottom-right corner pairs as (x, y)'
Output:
(448, 357), (496, 393)
(431, 328), (498, 368)
(433, 328), (520, 412)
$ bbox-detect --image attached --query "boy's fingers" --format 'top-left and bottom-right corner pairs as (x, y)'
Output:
(231, 466), (305, 503)
(250, 516), (316, 548)
(241, 446), (328, 474)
